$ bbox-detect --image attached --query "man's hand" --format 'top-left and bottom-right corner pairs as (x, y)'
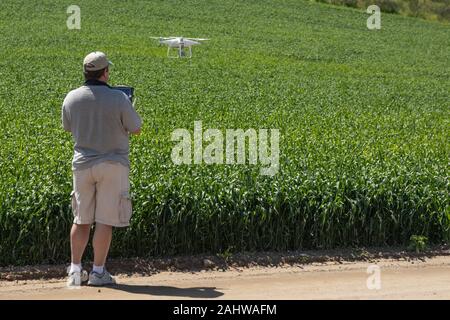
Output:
(130, 128), (141, 135)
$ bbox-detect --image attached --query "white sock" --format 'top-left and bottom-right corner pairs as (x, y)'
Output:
(69, 263), (82, 274)
(93, 265), (104, 274)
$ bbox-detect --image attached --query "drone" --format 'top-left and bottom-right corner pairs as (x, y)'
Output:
(151, 36), (209, 58)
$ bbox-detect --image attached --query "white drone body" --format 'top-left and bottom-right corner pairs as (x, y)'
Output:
(151, 36), (209, 58)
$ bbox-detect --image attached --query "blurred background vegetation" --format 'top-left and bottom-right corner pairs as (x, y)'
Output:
(314, 0), (450, 22)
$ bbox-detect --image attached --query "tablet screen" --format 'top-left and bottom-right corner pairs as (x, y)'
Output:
(113, 86), (134, 102)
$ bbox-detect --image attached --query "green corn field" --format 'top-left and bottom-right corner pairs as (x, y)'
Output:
(0, 0), (449, 266)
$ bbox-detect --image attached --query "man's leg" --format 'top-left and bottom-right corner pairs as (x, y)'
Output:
(69, 167), (95, 277)
(92, 161), (130, 269)
(87, 161), (129, 285)
(89, 222), (116, 285)
(70, 223), (91, 265)
(67, 224), (91, 287)
(92, 223), (112, 268)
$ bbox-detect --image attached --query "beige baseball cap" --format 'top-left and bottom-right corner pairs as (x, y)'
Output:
(83, 51), (113, 71)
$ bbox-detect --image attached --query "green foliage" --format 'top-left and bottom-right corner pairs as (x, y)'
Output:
(315, 0), (450, 21)
(408, 235), (428, 252)
(217, 246), (235, 262)
(0, 0), (449, 266)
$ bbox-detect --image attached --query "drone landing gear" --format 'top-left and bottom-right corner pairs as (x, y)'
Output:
(167, 46), (192, 59)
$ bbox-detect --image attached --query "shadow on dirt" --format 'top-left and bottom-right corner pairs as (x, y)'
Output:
(109, 284), (224, 298)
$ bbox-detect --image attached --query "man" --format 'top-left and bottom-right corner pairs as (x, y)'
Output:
(62, 51), (142, 287)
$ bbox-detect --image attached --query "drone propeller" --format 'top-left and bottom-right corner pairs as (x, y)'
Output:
(151, 36), (177, 44)
(186, 38), (209, 41)
(151, 36), (174, 47)
(151, 36), (209, 41)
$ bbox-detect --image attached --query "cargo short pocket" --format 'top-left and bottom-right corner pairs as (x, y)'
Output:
(119, 191), (132, 224)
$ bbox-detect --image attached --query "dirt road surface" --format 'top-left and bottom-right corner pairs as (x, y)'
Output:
(1, 256), (450, 300)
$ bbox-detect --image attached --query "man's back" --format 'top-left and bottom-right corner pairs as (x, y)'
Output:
(62, 80), (141, 171)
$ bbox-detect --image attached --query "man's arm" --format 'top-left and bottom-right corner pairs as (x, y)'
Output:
(62, 103), (71, 132)
(121, 97), (142, 135)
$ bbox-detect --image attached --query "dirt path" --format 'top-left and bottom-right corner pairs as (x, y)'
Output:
(1, 256), (450, 300)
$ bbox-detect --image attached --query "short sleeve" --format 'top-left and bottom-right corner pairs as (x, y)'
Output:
(62, 103), (71, 132)
(121, 96), (142, 133)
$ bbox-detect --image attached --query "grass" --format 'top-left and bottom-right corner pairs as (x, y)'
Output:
(314, 0), (450, 22)
(0, 0), (449, 266)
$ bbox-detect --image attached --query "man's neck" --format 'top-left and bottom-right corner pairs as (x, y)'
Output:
(84, 79), (109, 87)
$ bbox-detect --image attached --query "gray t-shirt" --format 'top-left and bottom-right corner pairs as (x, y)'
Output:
(62, 81), (142, 171)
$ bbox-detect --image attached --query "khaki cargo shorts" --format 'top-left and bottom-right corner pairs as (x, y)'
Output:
(71, 161), (132, 227)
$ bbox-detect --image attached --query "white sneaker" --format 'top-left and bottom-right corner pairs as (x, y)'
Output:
(88, 270), (116, 286)
(66, 269), (89, 288)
